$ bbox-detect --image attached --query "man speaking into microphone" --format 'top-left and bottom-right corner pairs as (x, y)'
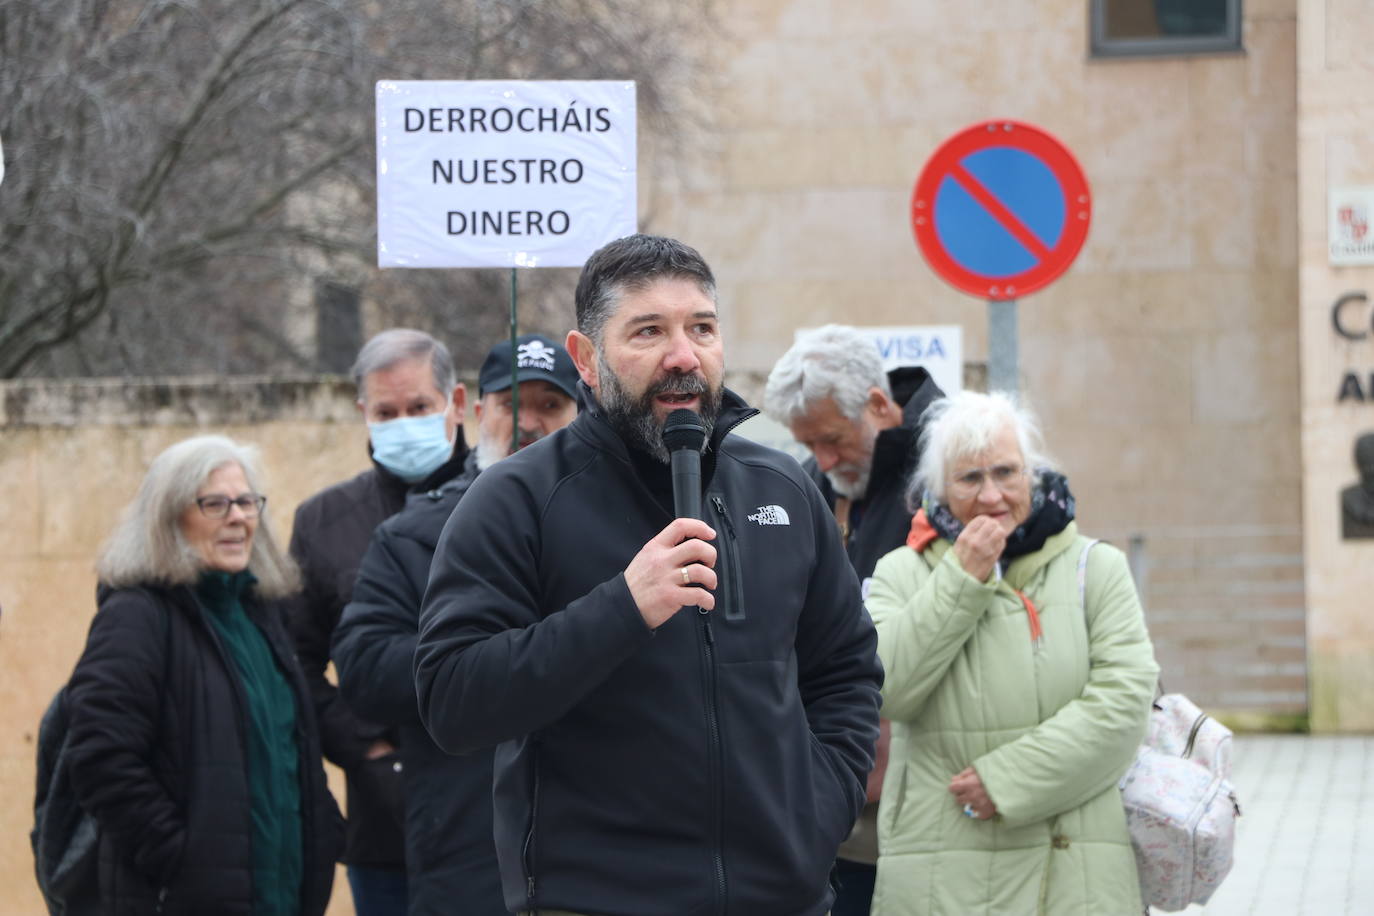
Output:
(415, 234), (882, 916)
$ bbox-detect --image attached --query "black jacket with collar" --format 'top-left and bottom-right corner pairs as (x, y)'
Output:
(805, 366), (944, 584)
(331, 452), (506, 916)
(66, 584), (343, 915)
(285, 436), (469, 868)
(415, 390), (883, 916)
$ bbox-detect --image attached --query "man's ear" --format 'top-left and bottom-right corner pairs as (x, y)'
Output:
(442, 383), (468, 442)
(866, 386), (901, 428)
(567, 330), (598, 390)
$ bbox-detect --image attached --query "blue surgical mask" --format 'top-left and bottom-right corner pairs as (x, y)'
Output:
(369, 410), (453, 482)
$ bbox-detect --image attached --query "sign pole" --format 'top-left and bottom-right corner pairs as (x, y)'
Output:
(509, 267), (520, 455)
(987, 299), (1018, 395)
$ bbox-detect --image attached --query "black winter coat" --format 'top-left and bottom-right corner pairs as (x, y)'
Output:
(415, 390), (884, 916)
(331, 453), (506, 916)
(805, 366), (944, 584)
(65, 584), (343, 916)
(285, 440), (468, 868)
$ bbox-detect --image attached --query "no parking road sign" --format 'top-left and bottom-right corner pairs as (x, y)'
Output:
(912, 121), (1090, 301)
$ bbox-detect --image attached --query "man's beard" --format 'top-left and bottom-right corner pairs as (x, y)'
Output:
(826, 465), (871, 500)
(596, 351), (723, 463)
(474, 426), (545, 471)
(824, 421), (878, 499)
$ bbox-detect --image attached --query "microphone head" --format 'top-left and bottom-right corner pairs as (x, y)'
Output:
(661, 408), (706, 453)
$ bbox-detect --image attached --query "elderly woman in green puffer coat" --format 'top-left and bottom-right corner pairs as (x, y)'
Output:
(867, 391), (1158, 916)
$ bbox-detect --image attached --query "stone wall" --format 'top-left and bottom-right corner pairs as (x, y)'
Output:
(1297, 0), (1374, 731)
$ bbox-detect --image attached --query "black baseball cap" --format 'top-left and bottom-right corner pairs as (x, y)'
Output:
(478, 333), (579, 400)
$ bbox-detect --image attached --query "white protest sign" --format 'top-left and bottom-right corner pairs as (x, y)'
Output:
(376, 80), (636, 268)
(798, 325), (963, 395)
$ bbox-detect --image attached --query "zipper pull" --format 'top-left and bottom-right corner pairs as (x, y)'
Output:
(702, 614), (715, 645)
(527, 876), (536, 899)
(711, 495), (736, 537)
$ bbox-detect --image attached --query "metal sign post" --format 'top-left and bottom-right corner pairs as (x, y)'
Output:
(509, 268), (519, 452)
(987, 299), (1018, 394)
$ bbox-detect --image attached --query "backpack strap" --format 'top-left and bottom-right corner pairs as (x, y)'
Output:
(1076, 538), (1101, 611)
(130, 586), (177, 708)
(1078, 544), (1167, 705)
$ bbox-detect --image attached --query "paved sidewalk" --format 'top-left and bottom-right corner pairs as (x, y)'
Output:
(1179, 734), (1373, 915)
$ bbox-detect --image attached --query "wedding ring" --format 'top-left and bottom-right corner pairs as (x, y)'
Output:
(963, 803), (977, 818)
(681, 567), (691, 585)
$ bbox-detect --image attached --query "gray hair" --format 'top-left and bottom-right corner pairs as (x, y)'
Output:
(573, 234), (717, 346)
(763, 325), (891, 424)
(909, 390), (1055, 507)
(96, 435), (299, 599)
(351, 328), (456, 401)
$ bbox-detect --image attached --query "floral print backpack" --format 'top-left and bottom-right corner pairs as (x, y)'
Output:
(1078, 540), (1242, 912)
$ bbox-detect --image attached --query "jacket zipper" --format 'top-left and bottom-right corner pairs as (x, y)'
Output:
(522, 740), (542, 904)
(697, 610), (727, 914)
(709, 495), (745, 622)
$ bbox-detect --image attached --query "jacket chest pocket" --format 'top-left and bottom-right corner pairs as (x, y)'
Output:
(707, 493), (809, 661)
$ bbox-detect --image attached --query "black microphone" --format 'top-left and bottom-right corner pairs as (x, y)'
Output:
(662, 408), (706, 520)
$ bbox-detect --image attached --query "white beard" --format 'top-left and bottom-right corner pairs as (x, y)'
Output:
(474, 431), (508, 471)
(826, 466), (870, 500)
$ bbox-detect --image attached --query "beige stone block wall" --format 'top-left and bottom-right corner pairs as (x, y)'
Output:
(655, 0), (1304, 715)
(1297, 0), (1374, 731)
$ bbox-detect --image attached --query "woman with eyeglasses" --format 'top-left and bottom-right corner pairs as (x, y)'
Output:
(65, 435), (342, 915)
(865, 392), (1158, 916)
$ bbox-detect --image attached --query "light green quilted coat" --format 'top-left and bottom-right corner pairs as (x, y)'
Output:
(867, 523), (1158, 916)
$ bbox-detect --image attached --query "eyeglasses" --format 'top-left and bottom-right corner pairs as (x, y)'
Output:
(195, 494), (266, 519)
(947, 464), (1028, 499)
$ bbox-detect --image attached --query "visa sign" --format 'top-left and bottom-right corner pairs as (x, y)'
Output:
(797, 325), (963, 395)
(742, 325), (964, 463)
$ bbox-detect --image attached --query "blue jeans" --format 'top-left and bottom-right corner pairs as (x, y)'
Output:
(831, 857), (876, 916)
(347, 865), (409, 916)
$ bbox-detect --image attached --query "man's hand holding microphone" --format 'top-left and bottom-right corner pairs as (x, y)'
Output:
(625, 409), (717, 629)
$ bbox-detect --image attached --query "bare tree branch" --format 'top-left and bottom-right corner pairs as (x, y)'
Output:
(0, 0), (714, 378)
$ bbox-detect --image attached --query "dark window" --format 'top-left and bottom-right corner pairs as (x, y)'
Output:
(316, 281), (361, 374)
(1091, 0), (1242, 57)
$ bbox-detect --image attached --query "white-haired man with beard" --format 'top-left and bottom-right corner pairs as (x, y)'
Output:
(415, 234), (883, 916)
(763, 324), (944, 916)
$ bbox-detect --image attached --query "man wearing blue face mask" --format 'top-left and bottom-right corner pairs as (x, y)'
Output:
(331, 333), (579, 915)
(286, 328), (470, 916)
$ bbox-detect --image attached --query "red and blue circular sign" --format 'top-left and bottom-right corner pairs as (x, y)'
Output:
(912, 121), (1091, 301)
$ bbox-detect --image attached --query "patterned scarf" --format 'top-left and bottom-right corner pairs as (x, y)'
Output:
(921, 469), (1076, 564)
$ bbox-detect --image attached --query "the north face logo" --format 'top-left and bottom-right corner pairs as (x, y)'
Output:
(747, 505), (790, 526)
(517, 339), (556, 371)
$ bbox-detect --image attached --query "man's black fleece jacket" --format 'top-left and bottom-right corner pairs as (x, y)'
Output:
(414, 390), (883, 916)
